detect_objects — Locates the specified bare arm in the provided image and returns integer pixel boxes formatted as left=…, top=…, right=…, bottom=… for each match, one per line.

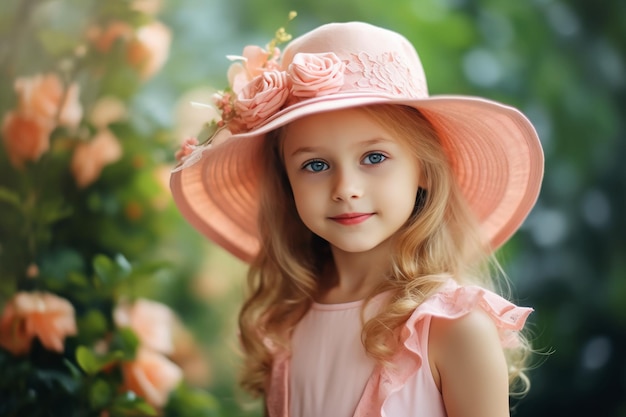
left=430, top=310, right=510, bottom=417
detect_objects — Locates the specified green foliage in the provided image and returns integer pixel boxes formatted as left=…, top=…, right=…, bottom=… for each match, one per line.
left=0, top=0, right=220, bottom=416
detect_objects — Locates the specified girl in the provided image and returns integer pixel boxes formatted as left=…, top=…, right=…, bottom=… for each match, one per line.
left=171, top=21, right=544, bottom=417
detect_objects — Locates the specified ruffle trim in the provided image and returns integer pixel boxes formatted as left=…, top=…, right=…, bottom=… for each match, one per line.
left=266, top=281, right=532, bottom=417
left=352, top=280, right=532, bottom=417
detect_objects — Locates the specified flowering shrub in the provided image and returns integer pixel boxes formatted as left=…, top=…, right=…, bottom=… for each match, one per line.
left=0, top=1, right=219, bottom=416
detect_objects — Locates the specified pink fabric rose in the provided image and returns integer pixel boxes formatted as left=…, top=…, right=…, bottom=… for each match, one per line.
left=121, top=347, right=183, bottom=408
left=113, top=298, right=175, bottom=354
left=235, top=70, right=289, bottom=130
left=0, top=292, right=77, bottom=355
left=71, top=129, right=123, bottom=188
left=1, top=111, right=53, bottom=169
left=227, top=45, right=281, bottom=94
left=288, top=52, right=346, bottom=98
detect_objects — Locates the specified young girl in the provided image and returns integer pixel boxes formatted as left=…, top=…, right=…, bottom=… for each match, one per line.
left=171, top=21, right=544, bottom=417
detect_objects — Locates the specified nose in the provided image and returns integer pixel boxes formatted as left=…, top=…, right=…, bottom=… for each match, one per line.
left=331, top=167, right=363, bottom=201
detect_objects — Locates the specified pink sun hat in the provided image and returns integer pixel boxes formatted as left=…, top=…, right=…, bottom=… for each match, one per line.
left=170, top=21, right=544, bottom=263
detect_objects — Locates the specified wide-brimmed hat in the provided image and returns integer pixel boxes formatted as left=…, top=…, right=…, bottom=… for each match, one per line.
left=170, top=21, right=544, bottom=263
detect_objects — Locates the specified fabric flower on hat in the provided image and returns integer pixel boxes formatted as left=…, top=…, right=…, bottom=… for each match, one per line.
left=0, top=291, right=77, bottom=355
left=227, top=45, right=281, bottom=94
left=289, top=52, right=346, bottom=99
left=234, top=70, right=290, bottom=131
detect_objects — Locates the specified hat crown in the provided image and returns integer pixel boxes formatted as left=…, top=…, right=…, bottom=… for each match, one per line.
left=280, top=22, right=429, bottom=99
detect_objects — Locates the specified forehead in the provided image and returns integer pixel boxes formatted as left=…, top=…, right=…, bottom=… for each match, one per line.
left=281, top=107, right=399, bottom=150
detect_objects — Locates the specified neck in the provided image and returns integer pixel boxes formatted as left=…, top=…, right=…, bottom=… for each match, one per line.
left=317, top=240, right=393, bottom=304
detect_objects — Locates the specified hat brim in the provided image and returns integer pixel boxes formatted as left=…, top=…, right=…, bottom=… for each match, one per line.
left=170, top=93, right=544, bottom=263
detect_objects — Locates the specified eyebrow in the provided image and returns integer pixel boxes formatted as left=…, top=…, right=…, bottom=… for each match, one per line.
left=288, top=137, right=394, bottom=157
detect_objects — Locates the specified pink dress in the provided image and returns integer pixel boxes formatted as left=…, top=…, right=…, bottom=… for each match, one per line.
left=265, top=280, right=532, bottom=417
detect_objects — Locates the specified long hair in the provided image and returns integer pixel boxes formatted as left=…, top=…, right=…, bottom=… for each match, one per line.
left=237, top=104, right=532, bottom=396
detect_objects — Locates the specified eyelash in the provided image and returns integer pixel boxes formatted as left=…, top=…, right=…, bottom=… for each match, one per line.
left=301, top=152, right=387, bottom=172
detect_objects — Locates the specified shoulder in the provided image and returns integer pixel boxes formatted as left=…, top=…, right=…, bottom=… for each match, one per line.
left=428, top=310, right=510, bottom=417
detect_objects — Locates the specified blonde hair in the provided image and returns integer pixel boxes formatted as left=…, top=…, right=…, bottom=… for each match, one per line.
left=237, top=104, right=532, bottom=397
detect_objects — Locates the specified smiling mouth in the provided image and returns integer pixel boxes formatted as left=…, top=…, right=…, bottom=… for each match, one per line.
left=329, top=213, right=373, bottom=225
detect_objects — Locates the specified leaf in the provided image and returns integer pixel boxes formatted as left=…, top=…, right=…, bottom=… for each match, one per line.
left=114, top=254, right=132, bottom=275
left=110, top=391, right=157, bottom=417
left=77, top=310, right=109, bottom=343
left=89, top=378, right=113, bottom=410
left=76, top=346, right=124, bottom=375
left=93, top=254, right=132, bottom=287
left=93, top=254, right=116, bottom=285
left=37, top=198, right=73, bottom=225
left=0, top=187, right=21, bottom=208
left=110, top=328, right=139, bottom=359
left=164, top=383, right=221, bottom=417
left=34, top=368, right=81, bottom=394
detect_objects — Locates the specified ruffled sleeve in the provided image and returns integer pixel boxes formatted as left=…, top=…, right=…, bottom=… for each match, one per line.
left=353, top=281, right=532, bottom=417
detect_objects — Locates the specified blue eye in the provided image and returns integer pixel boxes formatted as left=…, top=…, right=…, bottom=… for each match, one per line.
left=303, top=160, right=329, bottom=172
left=364, top=153, right=386, bottom=165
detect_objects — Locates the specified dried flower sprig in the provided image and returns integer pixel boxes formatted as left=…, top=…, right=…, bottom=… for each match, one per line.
left=187, top=12, right=297, bottom=145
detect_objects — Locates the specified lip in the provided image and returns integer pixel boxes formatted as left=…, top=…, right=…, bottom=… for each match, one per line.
left=329, top=212, right=373, bottom=225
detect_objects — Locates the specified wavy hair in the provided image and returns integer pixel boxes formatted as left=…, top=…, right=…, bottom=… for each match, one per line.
left=237, top=104, right=532, bottom=397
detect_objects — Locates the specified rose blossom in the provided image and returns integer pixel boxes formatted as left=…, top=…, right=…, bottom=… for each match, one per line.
left=131, top=0, right=163, bottom=15
left=227, top=45, right=281, bottom=94
left=121, top=347, right=183, bottom=408
left=1, top=111, right=53, bottom=169
left=126, top=21, right=172, bottom=80
left=113, top=299, right=175, bottom=354
left=71, top=129, right=123, bottom=188
left=234, top=70, right=289, bottom=130
left=0, top=292, right=77, bottom=355
left=14, top=73, right=83, bottom=129
left=89, top=96, right=127, bottom=129
left=288, top=52, right=346, bottom=98
left=87, top=21, right=133, bottom=53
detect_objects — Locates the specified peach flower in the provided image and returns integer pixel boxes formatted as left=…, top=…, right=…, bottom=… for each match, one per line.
left=89, top=96, right=127, bottom=129
left=227, top=45, right=281, bottom=93
left=121, top=348, right=183, bottom=408
left=235, top=70, right=289, bottom=130
left=71, top=129, right=123, bottom=188
left=288, top=52, right=346, bottom=98
left=2, top=111, right=54, bottom=169
left=170, top=316, right=211, bottom=387
left=87, top=21, right=133, bottom=53
left=126, top=21, right=172, bottom=80
left=131, top=0, right=163, bottom=15
left=0, top=292, right=77, bottom=355
left=114, top=299, right=174, bottom=354
left=14, top=73, right=83, bottom=129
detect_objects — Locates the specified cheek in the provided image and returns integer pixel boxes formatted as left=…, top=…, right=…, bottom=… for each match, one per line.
left=286, top=175, right=314, bottom=220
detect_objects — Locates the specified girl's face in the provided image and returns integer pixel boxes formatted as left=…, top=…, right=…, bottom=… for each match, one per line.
left=282, top=107, right=422, bottom=255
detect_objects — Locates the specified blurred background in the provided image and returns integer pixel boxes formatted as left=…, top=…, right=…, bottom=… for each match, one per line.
left=0, top=0, right=624, bottom=416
